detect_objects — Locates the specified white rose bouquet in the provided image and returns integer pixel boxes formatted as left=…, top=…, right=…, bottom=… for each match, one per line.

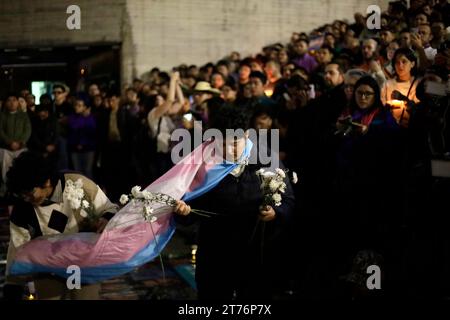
left=256, top=168, right=288, bottom=208
left=64, top=178, right=98, bottom=231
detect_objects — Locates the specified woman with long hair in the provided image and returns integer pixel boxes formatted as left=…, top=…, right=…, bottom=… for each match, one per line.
left=381, top=48, right=422, bottom=127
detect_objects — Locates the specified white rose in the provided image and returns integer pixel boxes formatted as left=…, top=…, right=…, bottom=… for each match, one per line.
left=144, top=206, right=154, bottom=215
left=74, top=179, right=83, bottom=189
left=82, top=200, right=90, bottom=209
left=74, top=189, right=84, bottom=199
left=131, top=186, right=142, bottom=198
left=275, top=168, right=286, bottom=178
left=256, top=168, right=265, bottom=176
left=279, top=183, right=287, bottom=193
left=120, top=194, right=129, bottom=205
left=79, top=209, right=88, bottom=218
left=272, top=193, right=282, bottom=204
left=142, top=190, right=152, bottom=200
left=269, top=180, right=281, bottom=192
left=292, top=172, right=298, bottom=184
left=70, top=198, right=81, bottom=210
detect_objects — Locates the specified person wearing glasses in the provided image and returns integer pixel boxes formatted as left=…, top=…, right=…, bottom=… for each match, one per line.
left=3, top=151, right=118, bottom=300
left=335, top=76, right=402, bottom=297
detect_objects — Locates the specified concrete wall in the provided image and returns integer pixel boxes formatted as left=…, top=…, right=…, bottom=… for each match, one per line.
left=127, top=0, right=389, bottom=76
left=0, top=0, right=125, bottom=47
left=0, top=0, right=390, bottom=85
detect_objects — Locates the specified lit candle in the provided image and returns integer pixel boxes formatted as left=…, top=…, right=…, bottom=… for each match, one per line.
left=387, top=99, right=406, bottom=109
left=387, top=100, right=408, bottom=125
left=27, top=281, right=36, bottom=300
left=264, top=88, right=274, bottom=97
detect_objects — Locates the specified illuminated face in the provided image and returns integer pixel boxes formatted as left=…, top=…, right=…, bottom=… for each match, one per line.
left=254, top=114, right=273, bottom=130
left=88, top=84, right=100, bottom=97
left=387, top=42, right=400, bottom=61
left=278, top=49, right=289, bottom=65
left=400, top=32, right=411, bottom=48
left=380, top=30, right=395, bottom=45
left=6, top=96, right=19, bottom=112
left=18, top=97, right=27, bottom=111
left=316, top=48, right=333, bottom=65
left=355, top=84, right=376, bottom=110
left=221, top=85, right=237, bottom=102
left=344, top=76, right=358, bottom=101
left=239, top=65, right=251, bottom=81
left=109, top=96, right=120, bottom=110
left=293, top=40, right=308, bottom=56
left=324, top=64, right=344, bottom=87
left=74, top=100, right=87, bottom=114
left=220, top=135, right=247, bottom=162
left=415, top=13, right=428, bottom=27
left=249, top=77, right=265, bottom=97
left=362, top=40, right=377, bottom=60
left=395, top=54, right=415, bottom=79
left=20, top=179, right=53, bottom=206
left=211, top=74, right=225, bottom=89
left=418, top=25, right=432, bottom=45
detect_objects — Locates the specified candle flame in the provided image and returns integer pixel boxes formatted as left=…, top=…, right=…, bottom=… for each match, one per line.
left=387, top=99, right=405, bottom=108
left=264, top=89, right=274, bottom=97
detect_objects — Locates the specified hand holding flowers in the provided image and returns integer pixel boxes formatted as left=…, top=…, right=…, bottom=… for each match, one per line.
left=119, top=186, right=217, bottom=223
left=255, top=168, right=297, bottom=222
left=64, top=179, right=103, bottom=232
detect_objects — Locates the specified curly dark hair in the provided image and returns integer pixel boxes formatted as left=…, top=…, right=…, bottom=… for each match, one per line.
left=208, top=104, right=250, bottom=138
left=6, top=152, right=57, bottom=197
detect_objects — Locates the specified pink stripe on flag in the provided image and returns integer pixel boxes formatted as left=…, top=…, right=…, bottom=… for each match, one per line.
left=14, top=219, right=170, bottom=268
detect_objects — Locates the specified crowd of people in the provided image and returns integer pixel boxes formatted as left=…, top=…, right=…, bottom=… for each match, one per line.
left=1, top=0, right=449, bottom=299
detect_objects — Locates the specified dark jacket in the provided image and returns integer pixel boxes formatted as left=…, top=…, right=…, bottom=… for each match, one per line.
left=28, top=115, right=59, bottom=153
left=180, top=156, right=295, bottom=299
left=67, top=113, right=96, bottom=152
left=0, top=111, right=32, bottom=148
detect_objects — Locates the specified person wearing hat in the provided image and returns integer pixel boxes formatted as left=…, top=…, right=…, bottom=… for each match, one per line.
left=191, top=81, right=221, bottom=124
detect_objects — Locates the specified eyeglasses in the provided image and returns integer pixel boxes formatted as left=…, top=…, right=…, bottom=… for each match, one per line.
left=356, top=90, right=375, bottom=98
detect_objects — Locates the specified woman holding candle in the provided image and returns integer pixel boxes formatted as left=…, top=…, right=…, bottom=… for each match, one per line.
left=381, top=48, right=422, bottom=128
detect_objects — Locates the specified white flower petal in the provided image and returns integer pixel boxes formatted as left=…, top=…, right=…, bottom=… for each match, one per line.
left=131, top=186, right=142, bottom=198
left=119, top=194, right=129, bottom=205
left=292, top=172, right=298, bottom=184
left=272, top=193, right=282, bottom=203
left=82, top=200, right=90, bottom=209
left=74, top=179, right=83, bottom=189
left=79, top=209, right=88, bottom=218
left=275, top=168, right=286, bottom=178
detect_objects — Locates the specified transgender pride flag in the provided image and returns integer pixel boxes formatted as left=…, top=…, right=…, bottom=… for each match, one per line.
left=9, top=139, right=253, bottom=284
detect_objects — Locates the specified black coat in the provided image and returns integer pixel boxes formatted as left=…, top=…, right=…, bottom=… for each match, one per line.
left=28, top=115, right=59, bottom=153
left=181, top=160, right=295, bottom=299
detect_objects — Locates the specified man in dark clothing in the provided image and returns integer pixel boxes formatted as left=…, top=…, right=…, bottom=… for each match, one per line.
left=175, top=106, right=295, bottom=300
left=96, top=92, right=132, bottom=202
left=28, top=104, right=59, bottom=160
